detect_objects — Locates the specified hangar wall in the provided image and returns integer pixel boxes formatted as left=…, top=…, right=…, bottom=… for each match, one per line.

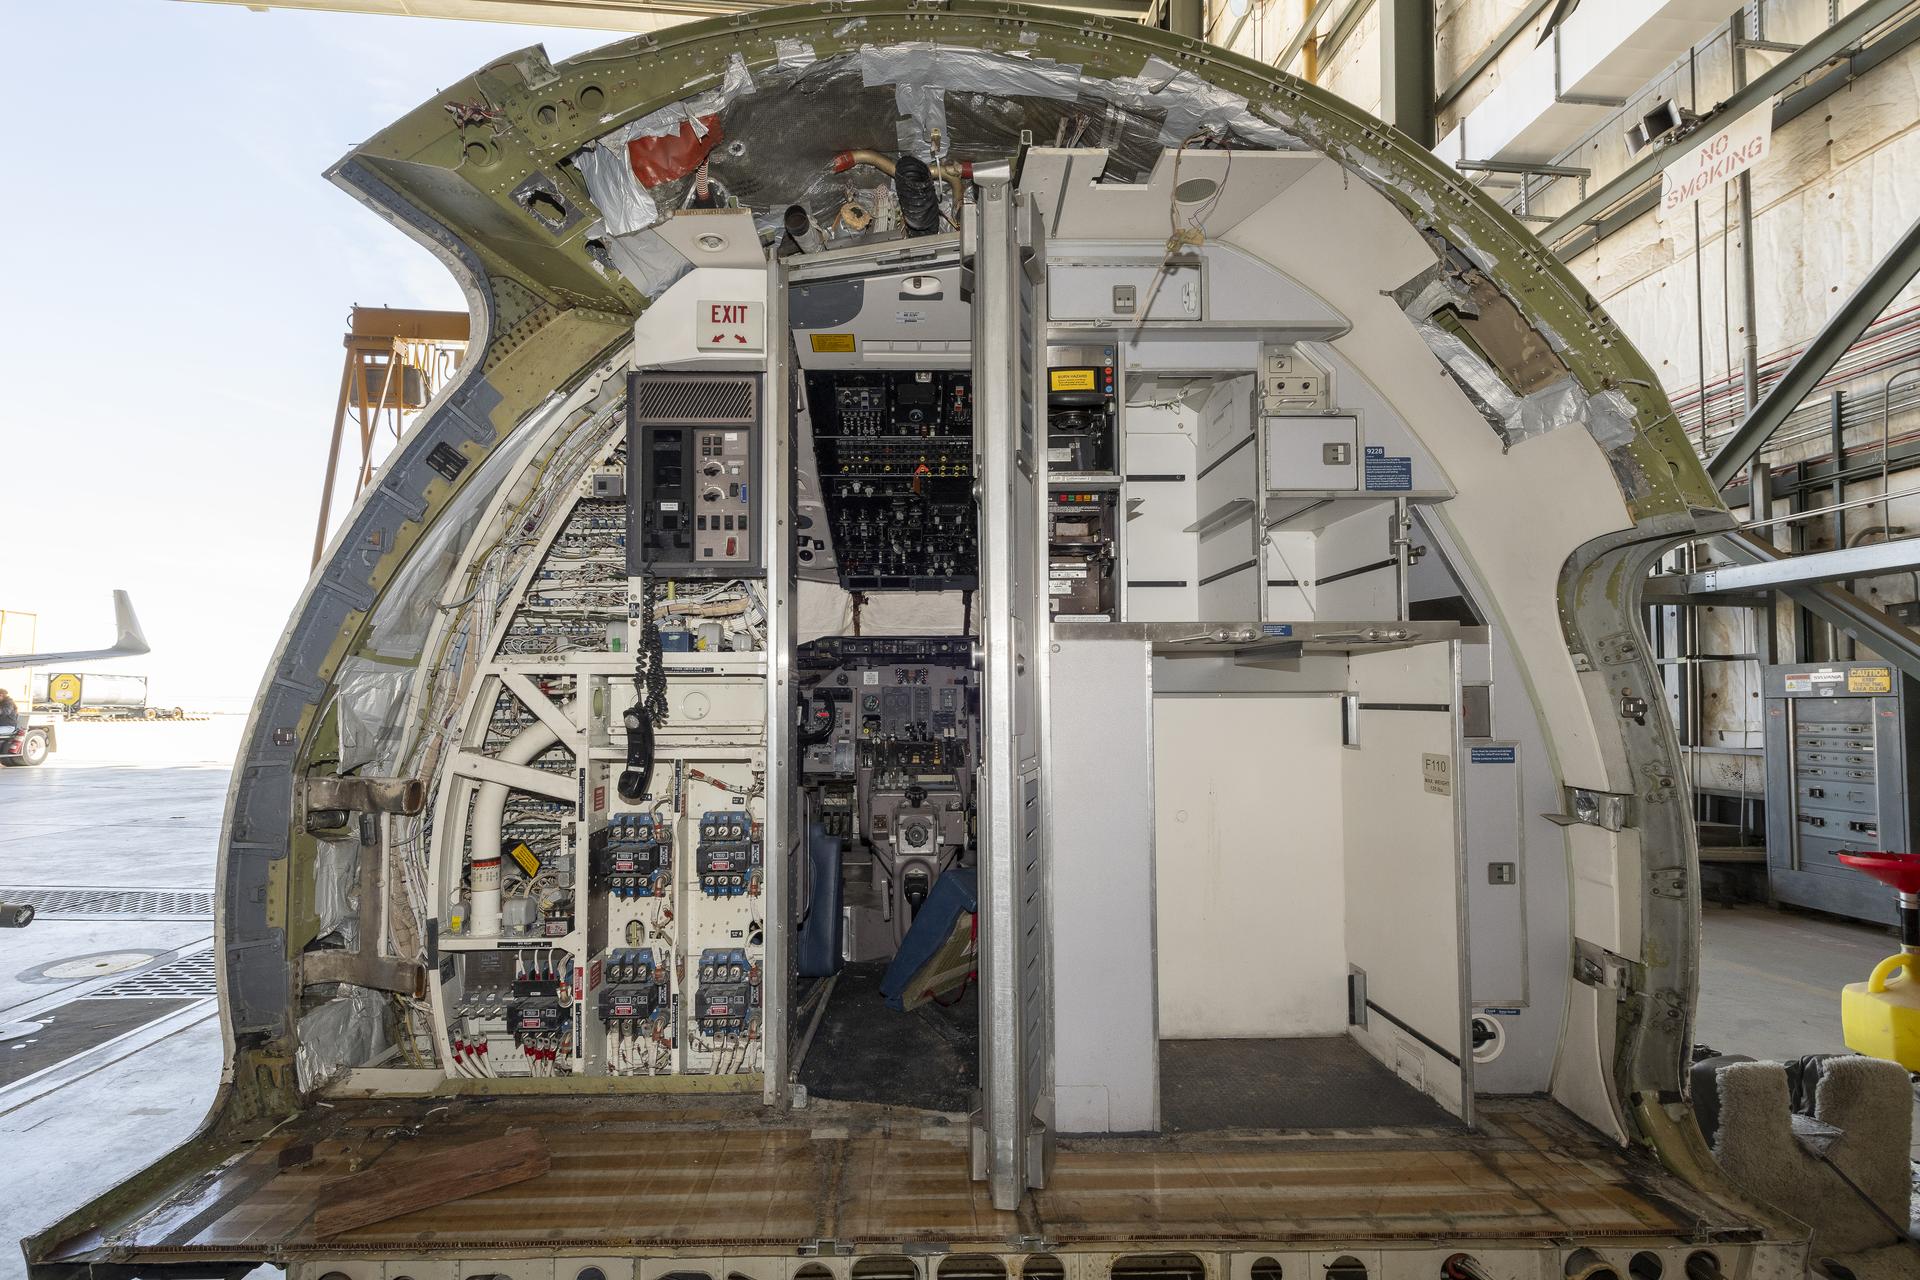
left=1209, top=2, right=1920, bottom=404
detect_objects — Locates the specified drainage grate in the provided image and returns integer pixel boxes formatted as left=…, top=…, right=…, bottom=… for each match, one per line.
left=80, top=951, right=218, bottom=1001
left=0, top=887, right=214, bottom=920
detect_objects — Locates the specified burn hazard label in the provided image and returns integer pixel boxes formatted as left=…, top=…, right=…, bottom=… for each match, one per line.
left=697, top=300, right=764, bottom=351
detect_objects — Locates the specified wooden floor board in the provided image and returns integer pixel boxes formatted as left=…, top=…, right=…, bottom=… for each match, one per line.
left=45, top=1096, right=1776, bottom=1263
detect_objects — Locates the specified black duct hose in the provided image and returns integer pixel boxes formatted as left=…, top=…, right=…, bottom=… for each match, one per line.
left=894, top=156, right=941, bottom=238
left=783, top=204, right=824, bottom=255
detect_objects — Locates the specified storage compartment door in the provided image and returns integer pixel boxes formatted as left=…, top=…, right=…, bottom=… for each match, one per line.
left=1341, top=643, right=1471, bottom=1121
left=972, top=174, right=1052, bottom=1206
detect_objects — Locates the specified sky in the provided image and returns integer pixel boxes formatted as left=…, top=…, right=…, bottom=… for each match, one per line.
left=0, top=2, right=610, bottom=713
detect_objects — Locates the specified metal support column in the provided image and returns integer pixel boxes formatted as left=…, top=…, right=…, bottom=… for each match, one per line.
left=1166, top=0, right=1202, bottom=38
left=1278, top=0, right=1339, bottom=76
left=1380, top=0, right=1436, bottom=146
left=970, top=169, right=1053, bottom=1210
left=1831, top=390, right=1854, bottom=659
left=1750, top=461, right=1780, bottom=664
left=1731, top=11, right=1763, bottom=421
left=1705, top=207, right=1920, bottom=490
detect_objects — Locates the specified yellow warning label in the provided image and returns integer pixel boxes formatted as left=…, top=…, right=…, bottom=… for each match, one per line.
left=507, top=841, right=541, bottom=877
left=1848, top=667, right=1893, bottom=694
left=1050, top=368, right=1097, bottom=392
left=47, top=673, right=82, bottom=706
left=810, top=332, right=856, bottom=353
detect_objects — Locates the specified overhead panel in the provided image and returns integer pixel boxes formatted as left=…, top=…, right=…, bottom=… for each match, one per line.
left=1021, top=148, right=1322, bottom=243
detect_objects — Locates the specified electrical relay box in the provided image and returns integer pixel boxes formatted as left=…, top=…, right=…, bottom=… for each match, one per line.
left=695, top=947, right=758, bottom=1036
left=596, top=948, right=668, bottom=1027
left=455, top=950, right=513, bottom=1009
left=627, top=371, right=762, bottom=578
left=696, top=810, right=761, bottom=897
left=512, top=949, right=569, bottom=997
left=509, top=997, right=567, bottom=1041
left=592, top=813, right=671, bottom=898
left=605, top=945, right=663, bottom=987
left=1048, top=489, right=1118, bottom=620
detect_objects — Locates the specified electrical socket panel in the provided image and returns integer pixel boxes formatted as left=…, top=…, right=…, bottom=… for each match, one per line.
left=1261, top=344, right=1329, bottom=415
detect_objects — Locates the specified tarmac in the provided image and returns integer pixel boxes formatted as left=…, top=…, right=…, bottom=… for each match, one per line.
left=0, top=719, right=241, bottom=1277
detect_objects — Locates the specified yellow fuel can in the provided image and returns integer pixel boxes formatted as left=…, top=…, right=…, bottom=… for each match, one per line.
left=1842, top=953, right=1920, bottom=1071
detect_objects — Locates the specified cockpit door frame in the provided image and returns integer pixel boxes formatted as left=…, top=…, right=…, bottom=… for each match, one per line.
left=971, top=170, right=1055, bottom=1210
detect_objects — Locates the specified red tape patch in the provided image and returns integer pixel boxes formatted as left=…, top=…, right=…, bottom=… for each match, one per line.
left=627, top=116, right=725, bottom=188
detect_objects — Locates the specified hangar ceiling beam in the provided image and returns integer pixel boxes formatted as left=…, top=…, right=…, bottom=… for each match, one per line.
left=181, top=0, right=1156, bottom=30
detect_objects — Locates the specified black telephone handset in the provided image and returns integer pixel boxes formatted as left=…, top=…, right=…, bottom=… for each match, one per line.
left=618, top=704, right=655, bottom=802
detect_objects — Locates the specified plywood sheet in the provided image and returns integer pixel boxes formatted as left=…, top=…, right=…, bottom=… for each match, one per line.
left=314, top=1129, right=550, bottom=1236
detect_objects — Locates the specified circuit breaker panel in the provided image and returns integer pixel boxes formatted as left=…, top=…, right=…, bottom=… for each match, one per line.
left=803, top=369, right=977, bottom=590
left=582, top=755, right=767, bottom=1078
left=427, top=357, right=774, bottom=1086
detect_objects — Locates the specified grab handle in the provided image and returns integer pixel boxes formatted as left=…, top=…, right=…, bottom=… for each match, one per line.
left=1867, top=953, right=1914, bottom=993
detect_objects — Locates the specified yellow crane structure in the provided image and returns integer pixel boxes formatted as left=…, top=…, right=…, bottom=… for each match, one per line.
left=312, top=306, right=470, bottom=568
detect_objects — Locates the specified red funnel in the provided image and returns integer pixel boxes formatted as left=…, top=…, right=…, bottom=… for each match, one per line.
left=1838, top=851, right=1920, bottom=895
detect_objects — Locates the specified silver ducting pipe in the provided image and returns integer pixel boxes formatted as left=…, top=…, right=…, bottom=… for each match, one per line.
left=470, top=719, right=563, bottom=874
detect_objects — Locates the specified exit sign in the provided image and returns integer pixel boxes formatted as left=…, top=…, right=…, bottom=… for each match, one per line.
left=697, top=299, right=764, bottom=351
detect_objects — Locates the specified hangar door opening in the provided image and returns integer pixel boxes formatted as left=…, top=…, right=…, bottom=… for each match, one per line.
left=1153, top=640, right=1472, bottom=1127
